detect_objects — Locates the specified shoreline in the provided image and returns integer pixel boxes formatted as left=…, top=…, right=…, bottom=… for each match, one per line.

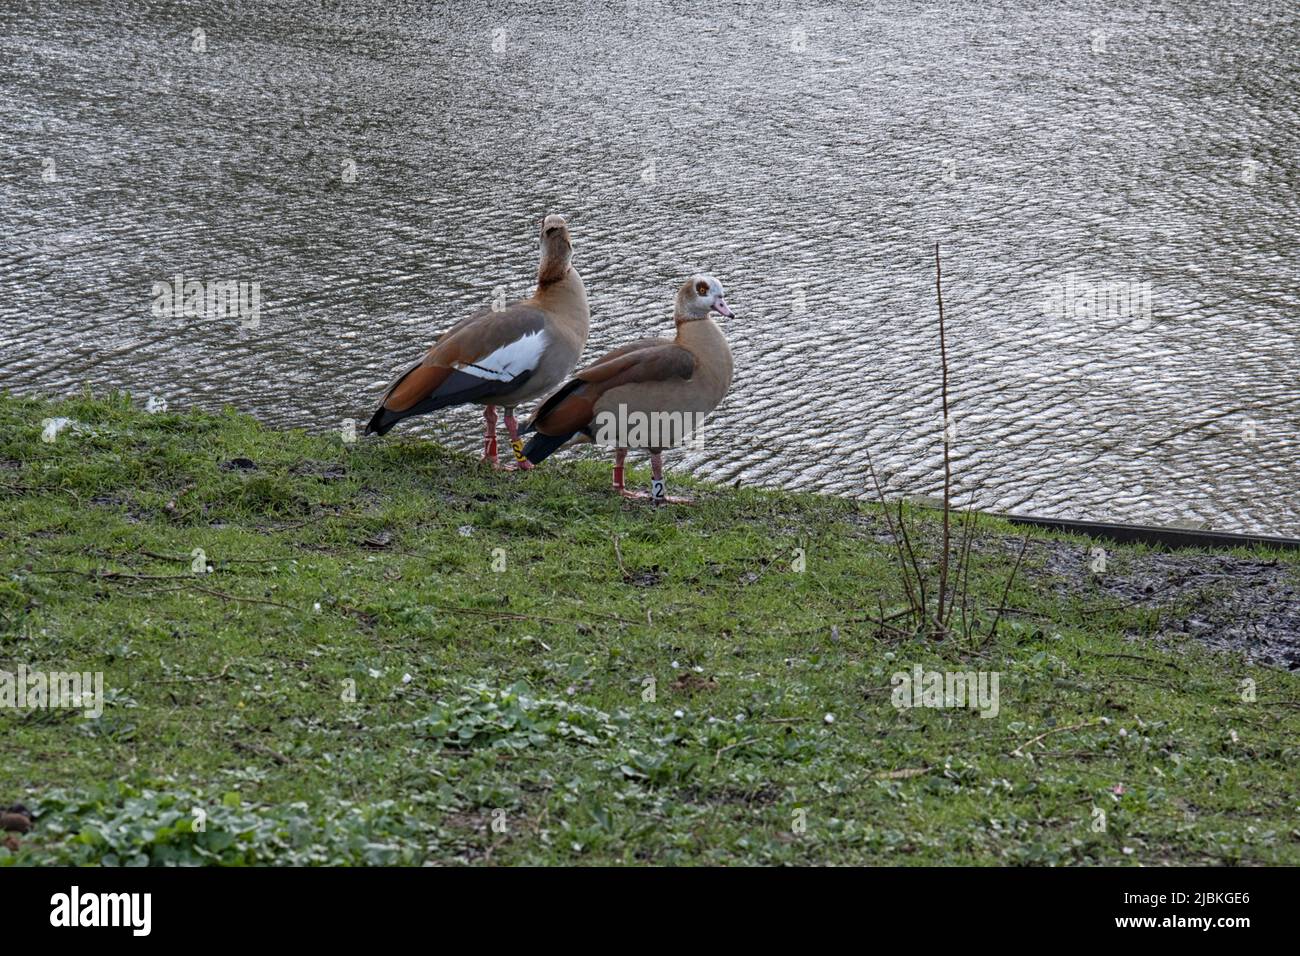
left=8, top=385, right=1292, bottom=542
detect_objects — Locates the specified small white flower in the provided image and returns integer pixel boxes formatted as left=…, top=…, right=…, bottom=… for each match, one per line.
left=368, top=668, right=381, bottom=678
left=401, top=673, right=412, bottom=684
left=1118, top=728, right=1128, bottom=738
left=673, top=709, right=684, bottom=719
left=457, top=525, right=474, bottom=537
left=823, top=713, right=835, bottom=725
left=670, top=660, right=680, bottom=669
left=312, top=602, right=322, bottom=612
left=735, top=713, right=746, bottom=723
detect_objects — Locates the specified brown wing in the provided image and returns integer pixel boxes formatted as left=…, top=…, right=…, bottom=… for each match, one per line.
left=581, top=336, right=669, bottom=365
left=380, top=304, right=547, bottom=413
left=528, top=341, right=695, bottom=436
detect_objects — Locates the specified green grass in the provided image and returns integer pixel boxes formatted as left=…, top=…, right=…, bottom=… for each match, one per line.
left=1, top=391, right=1297, bottom=865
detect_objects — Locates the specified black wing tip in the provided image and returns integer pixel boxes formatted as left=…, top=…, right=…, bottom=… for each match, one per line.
left=365, top=367, right=528, bottom=438
left=523, top=431, right=575, bottom=465
left=364, top=407, right=396, bottom=436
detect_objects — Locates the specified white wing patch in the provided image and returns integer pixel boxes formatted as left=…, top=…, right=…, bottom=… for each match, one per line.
left=456, top=329, right=548, bottom=383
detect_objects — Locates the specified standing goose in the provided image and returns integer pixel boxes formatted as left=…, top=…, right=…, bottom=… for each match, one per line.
left=522, top=274, right=734, bottom=503
left=364, top=214, right=590, bottom=469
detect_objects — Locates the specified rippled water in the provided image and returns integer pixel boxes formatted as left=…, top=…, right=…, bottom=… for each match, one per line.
left=2, top=0, right=1297, bottom=533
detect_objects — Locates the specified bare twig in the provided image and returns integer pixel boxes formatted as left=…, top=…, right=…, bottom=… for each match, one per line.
left=1106, top=674, right=1178, bottom=690
left=986, top=532, right=1031, bottom=644
left=896, top=500, right=927, bottom=622
left=956, top=493, right=978, bottom=641
left=1010, top=718, right=1101, bottom=758
left=612, top=534, right=628, bottom=580
left=428, top=603, right=644, bottom=629
left=714, top=737, right=760, bottom=763
left=140, top=584, right=300, bottom=611
left=139, top=549, right=292, bottom=565
left=865, top=451, right=920, bottom=618
left=944, top=488, right=978, bottom=636
left=935, top=243, right=952, bottom=635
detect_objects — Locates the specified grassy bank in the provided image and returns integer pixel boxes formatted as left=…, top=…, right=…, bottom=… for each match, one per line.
left=1, top=392, right=1297, bottom=866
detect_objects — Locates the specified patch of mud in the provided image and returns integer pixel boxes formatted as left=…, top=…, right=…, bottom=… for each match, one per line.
left=1003, top=537, right=1300, bottom=670
left=845, top=511, right=1300, bottom=669
left=290, top=460, right=348, bottom=482
left=670, top=673, right=719, bottom=694
left=623, top=567, right=663, bottom=587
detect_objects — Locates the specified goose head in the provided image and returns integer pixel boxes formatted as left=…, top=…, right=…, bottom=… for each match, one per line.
left=539, top=214, right=572, bottom=255
left=676, top=274, right=733, bottom=320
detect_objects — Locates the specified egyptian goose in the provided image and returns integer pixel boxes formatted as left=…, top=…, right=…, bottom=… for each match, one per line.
left=522, top=274, right=734, bottom=503
left=364, top=215, right=590, bottom=468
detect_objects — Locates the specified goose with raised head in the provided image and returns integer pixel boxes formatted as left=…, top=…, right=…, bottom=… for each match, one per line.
left=364, top=214, right=590, bottom=469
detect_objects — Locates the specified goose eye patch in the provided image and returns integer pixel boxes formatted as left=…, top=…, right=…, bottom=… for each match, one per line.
left=695, top=281, right=709, bottom=296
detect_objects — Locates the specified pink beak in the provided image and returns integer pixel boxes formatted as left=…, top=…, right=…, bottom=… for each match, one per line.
left=713, top=298, right=734, bottom=318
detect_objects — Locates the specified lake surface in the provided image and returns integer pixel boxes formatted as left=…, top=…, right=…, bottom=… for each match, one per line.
left=2, top=0, right=1297, bottom=534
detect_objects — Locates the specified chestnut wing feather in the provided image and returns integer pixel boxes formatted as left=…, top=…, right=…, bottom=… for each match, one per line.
left=528, top=342, right=695, bottom=436
left=381, top=305, right=547, bottom=412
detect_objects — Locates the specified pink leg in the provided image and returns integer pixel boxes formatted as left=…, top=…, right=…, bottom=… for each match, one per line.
left=481, top=405, right=498, bottom=466
left=617, top=448, right=653, bottom=499
left=646, top=452, right=692, bottom=504
left=502, top=408, right=534, bottom=471
left=617, top=450, right=691, bottom=503
left=612, top=447, right=628, bottom=491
